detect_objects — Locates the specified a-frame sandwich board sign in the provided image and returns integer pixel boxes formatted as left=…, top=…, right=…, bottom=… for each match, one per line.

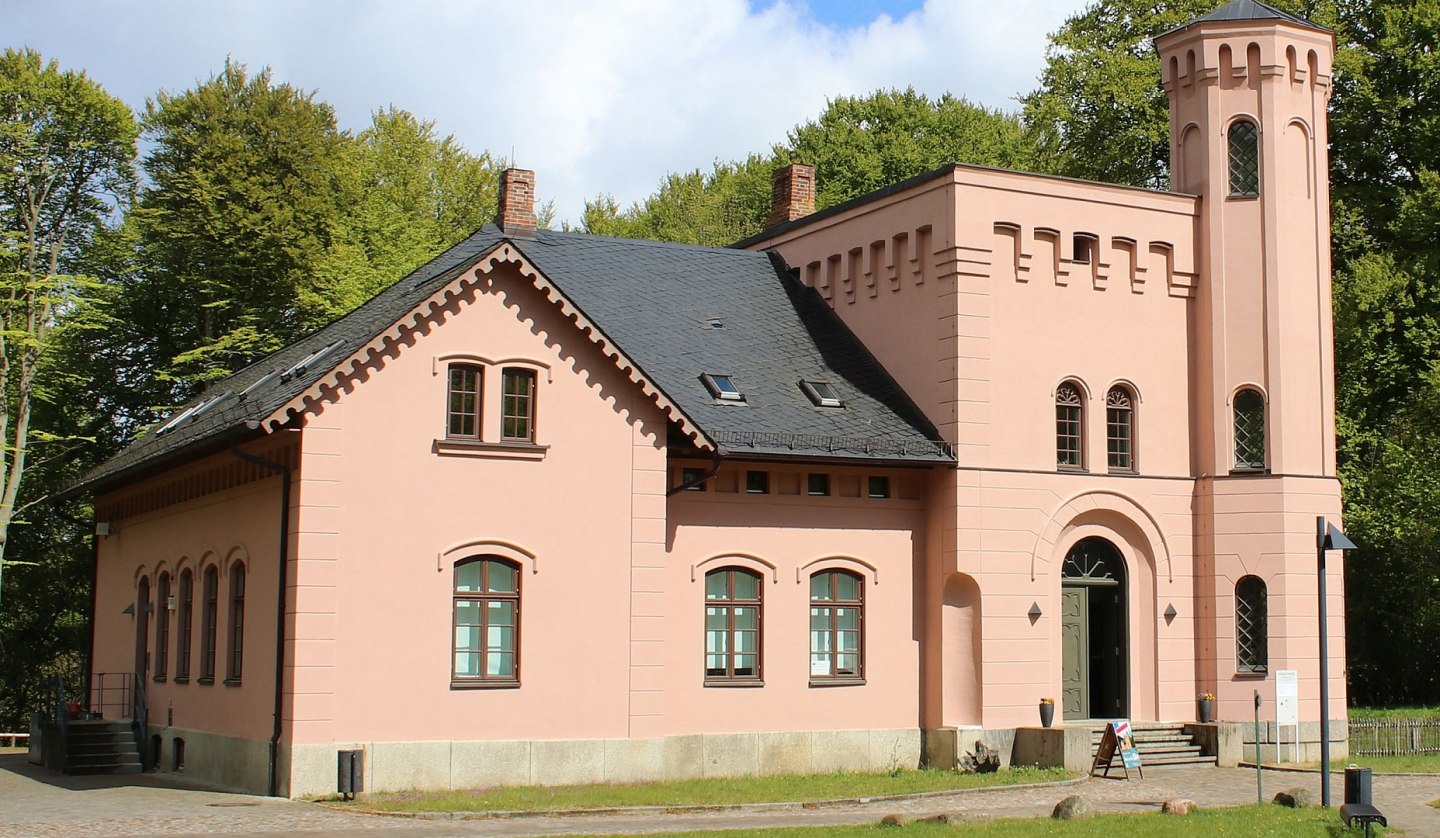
left=1091, top=719, right=1143, bottom=780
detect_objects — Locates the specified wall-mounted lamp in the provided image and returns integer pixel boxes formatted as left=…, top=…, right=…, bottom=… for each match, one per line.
left=121, top=603, right=134, bottom=616
left=95, top=522, right=112, bottom=538
left=1164, top=603, right=1178, bottom=625
left=1027, top=602, right=1042, bottom=624
left=166, top=595, right=177, bottom=612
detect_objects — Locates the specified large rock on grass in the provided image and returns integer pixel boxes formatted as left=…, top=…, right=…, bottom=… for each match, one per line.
left=1052, top=795, right=1092, bottom=819
left=1162, top=798, right=1197, bottom=815
left=1273, top=787, right=1314, bottom=808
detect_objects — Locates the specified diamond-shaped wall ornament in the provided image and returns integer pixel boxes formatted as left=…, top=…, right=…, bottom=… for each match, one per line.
left=1164, top=603, right=1178, bottom=623
left=1028, top=602, right=1043, bottom=624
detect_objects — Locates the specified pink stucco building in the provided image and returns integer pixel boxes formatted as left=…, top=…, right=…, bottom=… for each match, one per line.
left=75, top=0, right=1346, bottom=796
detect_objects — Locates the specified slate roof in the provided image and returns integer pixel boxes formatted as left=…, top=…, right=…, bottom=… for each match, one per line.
left=1161, top=0, right=1327, bottom=37
left=76, top=227, right=951, bottom=494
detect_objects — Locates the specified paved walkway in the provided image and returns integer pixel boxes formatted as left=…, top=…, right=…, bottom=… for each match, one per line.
left=2, top=754, right=1437, bottom=836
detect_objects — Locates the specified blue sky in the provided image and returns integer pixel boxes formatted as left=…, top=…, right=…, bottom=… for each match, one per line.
left=9, top=0, right=1089, bottom=223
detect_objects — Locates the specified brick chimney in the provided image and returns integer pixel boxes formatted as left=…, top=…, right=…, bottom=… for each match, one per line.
left=765, top=163, right=816, bottom=228
left=497, top=168, right=537, bottom=238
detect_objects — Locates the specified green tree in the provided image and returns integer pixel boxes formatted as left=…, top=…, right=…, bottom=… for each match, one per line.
left=786, top=88, right=1036, bottom=207
left=301, top=108, right=505, bottom=327
left=0, top=48, right=136, bottom=609
left=582, top=155, right=776, bottom=246
left=127, top=60, right=348, bottom=387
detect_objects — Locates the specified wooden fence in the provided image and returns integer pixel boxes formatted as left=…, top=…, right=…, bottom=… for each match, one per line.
left=1348, top=719, right=1440, bottom=756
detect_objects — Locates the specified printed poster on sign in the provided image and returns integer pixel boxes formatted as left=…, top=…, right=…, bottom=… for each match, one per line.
left=1115, top=719, right=1143, bottom=771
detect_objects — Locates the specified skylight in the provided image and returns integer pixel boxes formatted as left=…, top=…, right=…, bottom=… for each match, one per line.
left=701, top=373, right=744, bottom=401
left=800, top=380, right=843, bottom=408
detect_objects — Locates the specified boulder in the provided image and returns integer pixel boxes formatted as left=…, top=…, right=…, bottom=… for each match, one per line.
left=918, top=813, right=957, bottom=825
left=1161, top=798, right=1197, bottom=815
left=957, top=740, right=1001, bottom=774
left=1052, top=795, right=1092, bottom=819
left=1273, top=787, right=1314, bottom=808
left=879, top=814, right=910, bottom=827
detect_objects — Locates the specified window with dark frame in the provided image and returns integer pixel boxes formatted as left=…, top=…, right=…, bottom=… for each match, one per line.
left=154, top=572, right=170, bottom=681
left=1235, top=575, right=1268, bottom=673
left=1106, top=386, right=1135, bottom=472
left=810, top=570, right=863, bottom=682
left=681, top=467, right=707, bottom=491
left=868, top=476, right=890, bottom=498
left=136, top=576, right=151, bottom=679
left=746, top=470, right=769, bottom=494
left=704, top=568, right=762, bottom=683
left=1056, top=382, right=1084, bottom=469
left=800, top=380, right=843, bottom=408
left=1228, top=120, right=1260, bottom=197
left=176, top=569, right=193, bottom=680
left=452, top=557, right=520, bottom=685
left=1073, top=234, right=1097, bottom=264
left=1233, top=388, right=1266, bottom=471
left=226, top=562, right=245, bottom=683
left=501, top=368, right=536, bottom=442
left=446, top=364, right=482, bottom=438
left=807, top=473, right=830, bottom=496
left=200, top=566, right=218, bottom=682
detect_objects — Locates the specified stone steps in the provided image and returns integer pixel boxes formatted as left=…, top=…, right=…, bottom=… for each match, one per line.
left=1088, top=723, right=1218, bottom=769
left=64, top=720, right=142, bottom=775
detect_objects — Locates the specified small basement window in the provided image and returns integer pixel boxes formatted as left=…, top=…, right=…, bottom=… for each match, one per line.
left=702, top=373, right=744, bottom=401
left=746, top=470, right=769, bottom=494
left=681, top=467, right=707, bottom=491
left=808, top=473, right=830, bottom=496
left=868, top=476, right=891, bottom=499
left=800, top=380, right=843, bottom=408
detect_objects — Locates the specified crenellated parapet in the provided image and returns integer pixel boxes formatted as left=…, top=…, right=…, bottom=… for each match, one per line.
left=991, top=222, right=1195, bottom=297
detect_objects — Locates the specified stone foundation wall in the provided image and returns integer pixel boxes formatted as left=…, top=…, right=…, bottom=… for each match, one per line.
left=1240, top=720, right=1349, bottom=764
left=283, top=728, right=922, bottom=798
left=146, top=725, right=270, bottom=794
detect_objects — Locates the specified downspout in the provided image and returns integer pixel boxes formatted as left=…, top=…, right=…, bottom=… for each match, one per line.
left=665, top=447, right=725, bottom=496
left=230, top=444, right=291, bottom=798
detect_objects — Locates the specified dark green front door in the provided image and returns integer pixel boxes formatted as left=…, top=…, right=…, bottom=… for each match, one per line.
left=1061, top=587, right=1088, bottom=718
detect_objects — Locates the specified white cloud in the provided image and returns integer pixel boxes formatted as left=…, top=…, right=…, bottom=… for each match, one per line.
left=8, top=0, right=1087, bottom=224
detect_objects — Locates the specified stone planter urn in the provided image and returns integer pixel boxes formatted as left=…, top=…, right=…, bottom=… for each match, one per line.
left=1198, top=694, right=1214, bottom=724
left=1039, top=699, right=1055, bottom=728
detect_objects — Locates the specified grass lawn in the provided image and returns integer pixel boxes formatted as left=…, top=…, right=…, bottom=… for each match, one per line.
left=1324, top=753, right=1440, bottom=773
left=330, top=766, right=1072, bottom=813
left=596, top=805, right=1373, bottom=837
left=1350, top=706, right=1440, bottom=722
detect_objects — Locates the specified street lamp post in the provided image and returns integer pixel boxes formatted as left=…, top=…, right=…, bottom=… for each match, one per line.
left=1317, top=515, right=1356, bottom=809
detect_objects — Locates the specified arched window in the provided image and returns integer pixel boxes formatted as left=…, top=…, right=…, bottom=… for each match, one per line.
left=1228, top=120, right=1260, bottom=197
left=452, top=557, right=520, bottom=685
left=704, top=567, right=762, bottom=683
left=226, top=562, right=246, bottom=683
left=1236, top=576, right=1268, bottom=673
left=1056, top=382, right=1084, bottom=470
left=154, top=572, right=171, bottom=681
left=176, top=569, right=194, bottom=680
left=1106, top=386, right=1135, bottom=472
left=200, top=565, right=218, bottom=682
left=1233, top=388, right=1267, bottom=471
left=447, top=364, right=482, bottom=439
left=136, top=576, right=151, bottom=680
left=501, top=368, right=537, bottom=442
left=810, top=570, right=863, bottom=683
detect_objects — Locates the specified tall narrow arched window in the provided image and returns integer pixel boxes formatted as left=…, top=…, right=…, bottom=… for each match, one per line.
left=154, top=572, right=171, bottom=681
left=704, top=567, right=762, bottom=684
left=447, top=364, right=482, bottom=439
left=1233, top=388, right=1267, bottom=471
left=1056, top=382, right=1084, bottom=470
left=1236, top=575, right=1268, bottom=673
left=1228, top=120, right=1260, bottom=197
left=176, top=569, right=193, bottom=680
left=226, top=562, right=245, bottom=683
left=452, top=557, right=520, bottom=685
left=1106, top=386, right=1135, bottom=472
left=136, top=576, right=151, bottom=680
left=200, top=565, right=218, bottom=682
left=810, top=570, right=864, bottom=683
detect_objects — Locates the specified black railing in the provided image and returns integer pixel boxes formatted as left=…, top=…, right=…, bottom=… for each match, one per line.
left=131, top=672, right=150, bottom=771
left=90, top=672, right=132, bottom=721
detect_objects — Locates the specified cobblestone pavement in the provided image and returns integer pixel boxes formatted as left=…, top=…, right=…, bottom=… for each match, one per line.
left=4, top=754, right=1438, bottom=837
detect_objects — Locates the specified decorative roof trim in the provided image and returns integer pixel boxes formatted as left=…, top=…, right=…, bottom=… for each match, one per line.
left=258, top=240, right=717, bottom=453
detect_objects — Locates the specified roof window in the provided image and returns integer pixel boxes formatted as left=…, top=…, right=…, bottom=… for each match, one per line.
left=705, top=318, right=725, bottom=330
left=701, top=373, right=744, bottom=401
left=800, top=380, right=843, bottom=408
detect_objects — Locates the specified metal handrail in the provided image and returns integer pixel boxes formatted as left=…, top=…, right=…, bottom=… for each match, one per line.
left=131, top=672, right=150, bottom=771
left=90, top=671, right=133, bottom=721
left=51, top=676, right=69, bottom=773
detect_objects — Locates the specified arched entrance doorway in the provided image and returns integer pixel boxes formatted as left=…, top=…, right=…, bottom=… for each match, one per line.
left=1061, top=537, right=1127, bottom=720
